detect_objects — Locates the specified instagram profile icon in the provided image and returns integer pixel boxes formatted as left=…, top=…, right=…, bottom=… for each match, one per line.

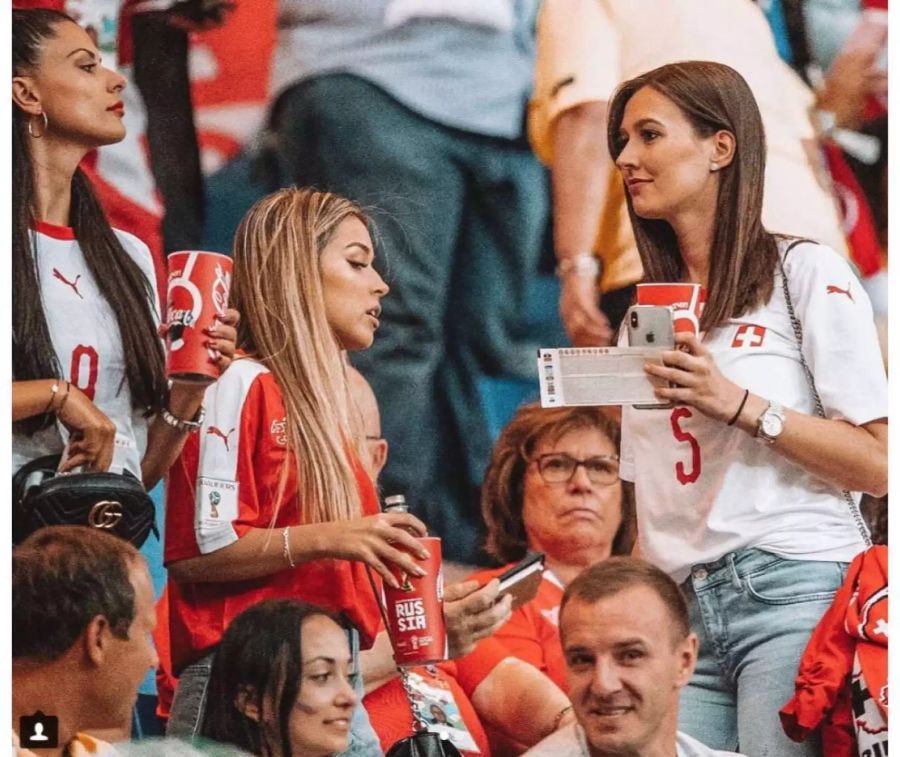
left=20, top=710, right=59, bottom=748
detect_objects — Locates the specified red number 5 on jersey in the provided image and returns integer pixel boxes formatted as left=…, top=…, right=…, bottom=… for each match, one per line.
left=670, top=407, right=701, bottom=485
left=70, top=345, right=100, bottom=401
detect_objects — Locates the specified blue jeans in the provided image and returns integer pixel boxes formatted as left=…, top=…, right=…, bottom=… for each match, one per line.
left=273, top=74, right=548, bottom=563
left=167, top=632, right=382, bottom=755
left=679, top=548, right=848, bottom=756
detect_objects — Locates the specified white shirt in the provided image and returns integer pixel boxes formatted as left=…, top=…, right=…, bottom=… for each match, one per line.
left=620, top=241, right=887, bottom=582
left=12, top=223, right=161, bottom=479
left=523, top=722, right=744, bottom=757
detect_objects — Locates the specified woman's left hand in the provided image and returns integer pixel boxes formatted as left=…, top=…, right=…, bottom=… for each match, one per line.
left=206, top=308, right=240, bottom=371
left=644, top=332, right=745, bottom=423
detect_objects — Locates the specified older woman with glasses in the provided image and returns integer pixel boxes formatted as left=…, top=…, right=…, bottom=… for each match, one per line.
left=470, top=403, right=636, bottom=695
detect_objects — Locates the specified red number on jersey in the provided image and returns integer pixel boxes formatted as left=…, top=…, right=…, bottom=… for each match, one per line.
left=70, top=345, right=99, bottom=401
left=670, top=407, right=701, bottom=485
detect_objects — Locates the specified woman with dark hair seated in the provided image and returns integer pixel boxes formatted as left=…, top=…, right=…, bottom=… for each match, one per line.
left=201, top=599, right=356, bottom=757
left=471, top=403, right=636, bottom=693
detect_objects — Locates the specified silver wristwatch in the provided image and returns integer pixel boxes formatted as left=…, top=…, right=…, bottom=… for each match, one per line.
left=755, top=400, right=785, bottom=443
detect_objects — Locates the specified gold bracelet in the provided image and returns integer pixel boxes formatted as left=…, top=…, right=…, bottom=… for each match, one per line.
left=56, top=381, right=72, bottom=416
left=282, top=526, right=296, bottom=568
left=43, top=381, right=61, bottom=414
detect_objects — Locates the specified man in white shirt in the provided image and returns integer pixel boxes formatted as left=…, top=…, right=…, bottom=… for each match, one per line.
left=524, top=558, right=744, bottom=757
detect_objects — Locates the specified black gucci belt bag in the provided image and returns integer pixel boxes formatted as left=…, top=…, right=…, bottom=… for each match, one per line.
left=12, top=455, right=157, bottom=547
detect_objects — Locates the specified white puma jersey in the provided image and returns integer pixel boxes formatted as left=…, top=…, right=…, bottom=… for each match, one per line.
left=13, top=221, right=161, bottom=479
left=621, top=241, right=887, bottom=581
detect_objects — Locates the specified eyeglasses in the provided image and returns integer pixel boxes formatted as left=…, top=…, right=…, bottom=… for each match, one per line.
left=532, top=453, right=620, bottom=486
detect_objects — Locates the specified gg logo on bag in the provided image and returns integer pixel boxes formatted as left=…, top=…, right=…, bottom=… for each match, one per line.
left=88, top=500, right=124, bottom=530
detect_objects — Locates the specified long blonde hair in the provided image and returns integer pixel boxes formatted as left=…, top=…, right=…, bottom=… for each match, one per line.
left=230, top=188, right=366, bottom=524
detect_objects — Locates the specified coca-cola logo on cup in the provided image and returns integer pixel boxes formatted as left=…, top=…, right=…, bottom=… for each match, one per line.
left=167, top=262, right=203, bottom=353
left=211, top=263, right=231, bottom=319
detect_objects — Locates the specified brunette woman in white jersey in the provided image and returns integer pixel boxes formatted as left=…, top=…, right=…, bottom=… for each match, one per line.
left=608, top=62, right=886, bottom=755
left=12, top=9, right=237, bottom=485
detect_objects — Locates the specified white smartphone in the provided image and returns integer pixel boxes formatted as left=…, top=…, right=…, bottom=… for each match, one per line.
left=626, top=305, right=675, bottom=410
left=626, top=305, right=675, bottom=348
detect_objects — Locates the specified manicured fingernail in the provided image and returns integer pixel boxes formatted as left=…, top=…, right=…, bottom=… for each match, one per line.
left=414, top=566, right=427, bottom=577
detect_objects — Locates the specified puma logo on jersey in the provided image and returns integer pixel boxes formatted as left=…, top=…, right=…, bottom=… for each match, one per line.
left=826, top=282, right=854, bottom=302
left=53, top=268, right=84, bottom=299
left=731, top=324, right=766, bottom=348
left=206, top=426, right=235, bottom=451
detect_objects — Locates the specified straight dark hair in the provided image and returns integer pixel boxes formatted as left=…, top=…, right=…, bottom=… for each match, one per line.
left=607, top=61, right=780, bottom=332
left=201, top=599, right=351, bottom=757
left=12, top=9, right=167, bottom=435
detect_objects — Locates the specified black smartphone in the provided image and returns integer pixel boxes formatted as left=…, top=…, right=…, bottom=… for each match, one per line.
left=496, top=552, right=545, bottom=611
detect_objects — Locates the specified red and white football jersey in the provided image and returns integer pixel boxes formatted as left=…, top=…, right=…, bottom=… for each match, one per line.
left=12, top=222, right=160, bottom=479
left=621, top=241, right=887, bottom=581
left=164, top=356, right=383, bottom=673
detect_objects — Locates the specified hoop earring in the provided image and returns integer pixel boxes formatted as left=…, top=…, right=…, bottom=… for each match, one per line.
left=28, top=112, right=48, bottom=139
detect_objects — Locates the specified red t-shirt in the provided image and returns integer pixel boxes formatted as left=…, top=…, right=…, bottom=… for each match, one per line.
left=469, top=565, right=567, bottom=693
left=364, top=637, right=511, bottom=757
left=164, top=357, right=382, bottom=673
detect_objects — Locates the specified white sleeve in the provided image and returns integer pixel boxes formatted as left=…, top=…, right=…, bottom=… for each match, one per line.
left=782, top=242, right=887, bottom=425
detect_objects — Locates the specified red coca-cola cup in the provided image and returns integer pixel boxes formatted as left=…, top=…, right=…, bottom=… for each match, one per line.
left=636, top=283, right=705, bottom=335
left=383, top=536, right=447, bottom=666
left=165, top=251, right=233, bottom=383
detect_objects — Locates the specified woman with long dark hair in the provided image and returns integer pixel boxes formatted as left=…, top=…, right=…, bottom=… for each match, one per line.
left=12, top=8, right=237, bottom=485
left=202, top=599, right=357, bottom=757
left=608, top=61, right=887, bottom=754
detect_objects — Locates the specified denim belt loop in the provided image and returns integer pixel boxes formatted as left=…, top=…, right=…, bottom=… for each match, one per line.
left=726, top=552, right=744, bottom=591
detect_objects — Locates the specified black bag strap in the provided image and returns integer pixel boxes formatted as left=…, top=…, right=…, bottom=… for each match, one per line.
left=777, top=240, right=872, bottom=548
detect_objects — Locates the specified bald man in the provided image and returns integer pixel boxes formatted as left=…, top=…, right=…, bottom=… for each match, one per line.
left=347, top=365, right=388, bottom=482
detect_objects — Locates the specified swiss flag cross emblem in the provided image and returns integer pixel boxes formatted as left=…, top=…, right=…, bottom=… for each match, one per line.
left=732, top=325, right=766, bottom=348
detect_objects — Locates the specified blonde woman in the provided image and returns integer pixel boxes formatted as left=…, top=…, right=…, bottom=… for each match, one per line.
left=163, top=189, right=430, bottom=746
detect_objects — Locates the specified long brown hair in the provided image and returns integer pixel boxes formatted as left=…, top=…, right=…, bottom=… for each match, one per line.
left=229, top=188, right=368, bottom=524
left=482, top=403, right=636, bottom=563
left=12, top=9, right=167, bottom=435
left=607, top=61, right=779, bottom=331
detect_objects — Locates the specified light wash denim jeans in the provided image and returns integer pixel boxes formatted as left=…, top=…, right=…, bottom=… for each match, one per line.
left=678, top=548, right=848, bottom=756
left=167, top=630, right=382, bottom=755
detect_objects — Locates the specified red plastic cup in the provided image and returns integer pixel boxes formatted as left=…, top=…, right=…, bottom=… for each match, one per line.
left=383, top=536, right=447, bottom=666
left=636, top=283, right=705, bottom=335
left=165, top=251, right=233, bottom=383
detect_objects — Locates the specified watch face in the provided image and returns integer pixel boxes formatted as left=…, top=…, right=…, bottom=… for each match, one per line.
left=762, top=414, right=784, bottom=437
